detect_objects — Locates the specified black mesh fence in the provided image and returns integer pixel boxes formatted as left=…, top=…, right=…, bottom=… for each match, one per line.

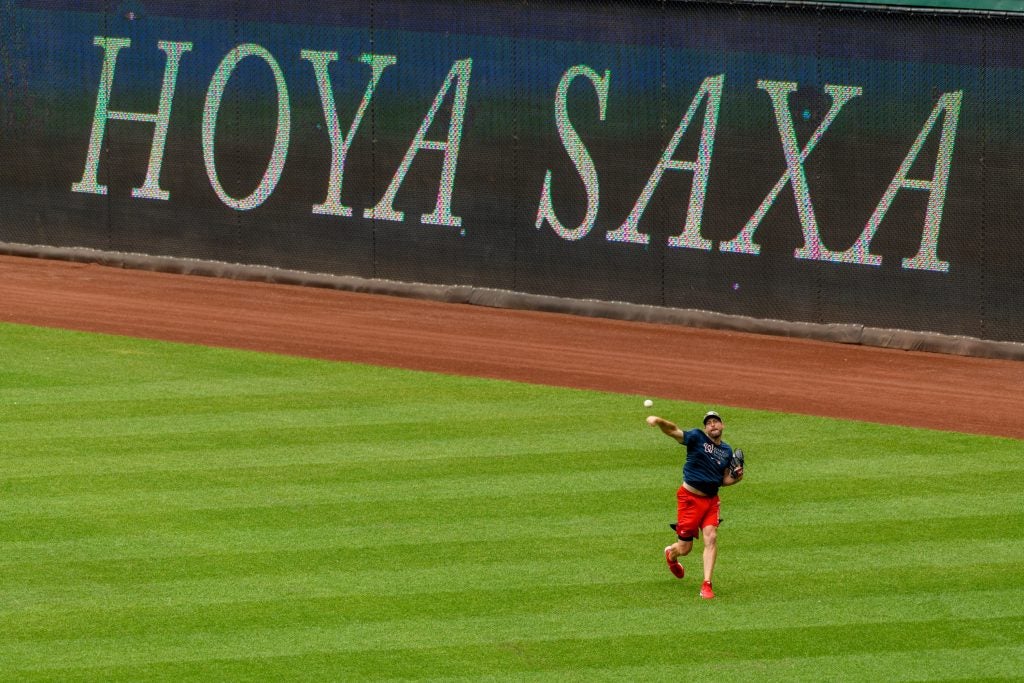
left=1, top=0, right=1022, bottom=344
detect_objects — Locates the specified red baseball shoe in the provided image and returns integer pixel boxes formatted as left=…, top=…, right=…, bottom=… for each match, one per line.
left=700, top=581, right=715, bottom=599
left=664, top=546, right=684, bottom=579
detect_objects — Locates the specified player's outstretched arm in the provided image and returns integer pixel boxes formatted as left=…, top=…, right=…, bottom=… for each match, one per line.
left=646, top=415, right=685, bottom=442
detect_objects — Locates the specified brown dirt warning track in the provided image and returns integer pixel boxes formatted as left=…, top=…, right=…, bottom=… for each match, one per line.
left=1, top=254, right=1022, bottom=439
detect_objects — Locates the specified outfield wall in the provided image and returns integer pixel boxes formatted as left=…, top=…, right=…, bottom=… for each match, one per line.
left=1, top=0, right=1023, bottom=353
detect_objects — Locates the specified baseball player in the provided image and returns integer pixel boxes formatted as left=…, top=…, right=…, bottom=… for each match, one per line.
left=646, top=410, right=744, bottom=599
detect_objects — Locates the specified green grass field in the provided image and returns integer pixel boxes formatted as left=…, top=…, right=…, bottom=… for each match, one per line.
left=1, top=322, right=1022, bottom=681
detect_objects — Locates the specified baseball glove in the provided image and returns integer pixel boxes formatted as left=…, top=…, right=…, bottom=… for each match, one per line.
left=729, top=448, right=745, bottom=476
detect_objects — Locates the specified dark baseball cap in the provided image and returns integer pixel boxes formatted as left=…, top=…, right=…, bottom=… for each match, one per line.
left=703, top=410, right=723, bottom=424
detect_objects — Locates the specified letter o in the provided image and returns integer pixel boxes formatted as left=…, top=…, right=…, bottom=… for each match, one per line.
left=202, top=44, right=291, bottom=211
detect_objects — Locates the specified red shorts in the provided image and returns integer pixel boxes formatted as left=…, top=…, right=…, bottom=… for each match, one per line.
left=675, top=486, right=721, bottom=540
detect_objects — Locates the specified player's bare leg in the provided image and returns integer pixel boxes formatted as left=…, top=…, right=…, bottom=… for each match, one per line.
left=700, top=525, right=718, bottom=598
left=664, top=538, right=692, bottom=578
left=669, top=538, right=693, bottom=558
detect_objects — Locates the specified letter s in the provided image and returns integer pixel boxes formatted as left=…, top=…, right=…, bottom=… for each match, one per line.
left=535, top=65, right=610, bottom=241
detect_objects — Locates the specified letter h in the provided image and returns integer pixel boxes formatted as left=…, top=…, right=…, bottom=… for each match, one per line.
left=72, top=37, right=192, bottom=200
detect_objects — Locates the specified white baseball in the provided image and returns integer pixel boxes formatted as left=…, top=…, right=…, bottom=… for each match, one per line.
left=643, top=399, right=653, bottom=408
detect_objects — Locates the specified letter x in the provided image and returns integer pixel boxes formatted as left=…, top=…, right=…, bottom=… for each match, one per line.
left=720, top=82, right=862, bottom=256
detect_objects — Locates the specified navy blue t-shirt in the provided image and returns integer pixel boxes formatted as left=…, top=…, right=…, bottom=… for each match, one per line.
left=680, top=428, right=734, bottom=497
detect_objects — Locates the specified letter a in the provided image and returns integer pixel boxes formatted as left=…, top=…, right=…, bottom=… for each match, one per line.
left=535, top=65, right=610, bottom=241
left=365, top=59, right=473, bottom=227
left=72, top=37, right=193, bottom=200
left=836, top=91, right=963, bottom=272
left=607, top=74, right=724, bottom=249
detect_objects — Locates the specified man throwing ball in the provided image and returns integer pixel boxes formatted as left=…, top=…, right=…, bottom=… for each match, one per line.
left=647, top=410, right=744, bottom=599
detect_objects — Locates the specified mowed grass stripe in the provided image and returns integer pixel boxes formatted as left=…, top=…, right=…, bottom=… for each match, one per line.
left=4, top=518, right=1022, bottom=585
left=2, top=492, right=1022, bottom=569
left=0, top=433, right=650, bottom=480
left=4, top=535, right=1023, bottom=608
left=3, top=527, right=1022, bottom=610
left=27, top=644, right=1024, bottom=682
left=1, top=322, right=1022, bottom=680
left=5, top=436, right=1022, bottom=481
left=5, top=566, right=1023, bottom=640
left=5, top=433, right=1022, bottom=485
left=1, top=439, right=654, bottom=486
left=4, top=489, right=1017, bottom=586
left=0, top=411, right=643, bottom=471
left=0, top=465, right=663, bottom=517
left=3, top=559, right=1023, bottom=643
left=0, top=510, right=657, bottom=570
left=5, top=609, right=1024, bottom=673
left=32, top=646, right=1024, bottom=683
left=0, top=398, right=603, bottom=443
left=2, top=477, right=1020, bottom=539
